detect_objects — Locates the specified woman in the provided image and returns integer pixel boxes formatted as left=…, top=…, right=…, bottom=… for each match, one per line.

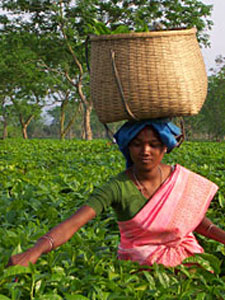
left=7, top=119, right=225, bottom=268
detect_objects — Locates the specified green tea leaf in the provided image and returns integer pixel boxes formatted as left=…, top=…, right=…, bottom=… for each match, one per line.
left=0, top=295, right=11, bottom=300
left=37, top=295, right=63, bottom=300
left=64, top=295, right=89, bottom=300
left=200, top=253, right=221, bottom=274
left=218, top=192, right=225, bottom=208
left=1, top=265, right=32, bottom=279
left=112, top=25, right=130, bottom=34
left=196, top=292, right=207, bottom=300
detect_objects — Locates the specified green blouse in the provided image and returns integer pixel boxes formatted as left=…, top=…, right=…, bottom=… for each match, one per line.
left=86, top=172, right=150, bottom=221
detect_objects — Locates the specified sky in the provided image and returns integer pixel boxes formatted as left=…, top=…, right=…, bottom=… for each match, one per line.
left=201, top=0, right=225, bottom=72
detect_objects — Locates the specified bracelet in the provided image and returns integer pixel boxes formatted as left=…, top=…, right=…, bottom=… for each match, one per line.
left=206, top=224, right=216, bottom=234
left=38, top=235, right=55, bottom=252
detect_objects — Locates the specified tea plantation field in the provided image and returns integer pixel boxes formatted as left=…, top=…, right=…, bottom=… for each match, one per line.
left=0, top=139, right=224, bottom=300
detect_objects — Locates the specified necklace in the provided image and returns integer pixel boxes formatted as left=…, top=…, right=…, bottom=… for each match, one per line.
left=133, top=166, right=163, bottom=197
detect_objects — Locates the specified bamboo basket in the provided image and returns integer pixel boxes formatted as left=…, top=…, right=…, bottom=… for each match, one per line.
left=90, top=28, right=208, bottom=124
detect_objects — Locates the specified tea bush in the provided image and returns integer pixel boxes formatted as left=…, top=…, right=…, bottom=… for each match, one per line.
left=0, top=139, right=224, bottom=299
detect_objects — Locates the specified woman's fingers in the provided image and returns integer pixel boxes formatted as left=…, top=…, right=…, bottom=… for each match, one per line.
left=7, top=252, right=30, bottom=267
left=7, top=248, right=40, bottom=267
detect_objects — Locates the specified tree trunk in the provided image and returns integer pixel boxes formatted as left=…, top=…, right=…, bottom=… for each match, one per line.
left=2, top=118, right=8, bottom=139
left=60, top=107, right=66, bottom=140
left=19, top=114, right=34, bottom=139
left=83, top=104, right=93, bottom=140
left=60, top=131, right=66, bottom=140
left=61, top=23, right=93, bottom=140
left=60, top=98, right=81, bottom=140
left=22, top=125, right=28, bottom=139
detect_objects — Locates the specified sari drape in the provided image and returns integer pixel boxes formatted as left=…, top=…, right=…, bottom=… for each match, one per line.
left=117, top=165, right=218, bottom=267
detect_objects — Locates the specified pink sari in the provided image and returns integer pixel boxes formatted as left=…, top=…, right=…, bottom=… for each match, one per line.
left=117, top=164, right=218, bottom=267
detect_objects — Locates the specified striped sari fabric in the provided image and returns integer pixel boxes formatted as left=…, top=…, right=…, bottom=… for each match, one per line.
left=117, top=165, right=218, bottom=267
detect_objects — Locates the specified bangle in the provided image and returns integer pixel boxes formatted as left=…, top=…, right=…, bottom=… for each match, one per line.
left=206, top=224, right=216, bottom=234
left=38, top=235, right=55, bottom=252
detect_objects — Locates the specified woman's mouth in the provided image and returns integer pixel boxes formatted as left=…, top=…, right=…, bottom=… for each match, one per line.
left=140, top=157, right=152, bottom=163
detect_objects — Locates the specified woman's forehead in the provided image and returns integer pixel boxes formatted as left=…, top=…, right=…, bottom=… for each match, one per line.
left=135, top=126, right=160, bottom=141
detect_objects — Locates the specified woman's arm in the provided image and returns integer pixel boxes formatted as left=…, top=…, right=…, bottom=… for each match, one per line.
left=7, top=205, right=96, bottom=267
left=195, top=216, right=225, bottom=245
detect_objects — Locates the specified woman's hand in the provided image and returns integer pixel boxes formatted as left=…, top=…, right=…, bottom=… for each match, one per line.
left=195, top=216, right=225, bottom=245
left=7, top=246, right=43, bottom=267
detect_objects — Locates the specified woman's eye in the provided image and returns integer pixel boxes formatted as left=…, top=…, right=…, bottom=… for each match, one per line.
left=132, top=142, right=140, bottom=147
left=150, top=143, right=162, bottom=148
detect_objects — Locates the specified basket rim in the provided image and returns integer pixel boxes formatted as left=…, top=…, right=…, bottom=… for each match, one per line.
left=90, top=27, right=197, bottom=41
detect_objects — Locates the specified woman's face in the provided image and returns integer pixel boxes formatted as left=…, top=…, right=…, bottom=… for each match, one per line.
left=128, top=126, right=167, bottom=171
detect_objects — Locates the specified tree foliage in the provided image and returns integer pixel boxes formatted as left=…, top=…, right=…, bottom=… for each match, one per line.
left=0, top=0, right=220, bottom=140
left=71, top=0, right=213, bottom=46
left=201, top=56, right=225, bottom=139
left=0, top=31, right=52, bottom=138
left=183, top=56, right=225, bottom=141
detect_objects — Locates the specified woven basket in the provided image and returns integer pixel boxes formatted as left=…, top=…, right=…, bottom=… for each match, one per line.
left=90, top=28, right=208, bottom=123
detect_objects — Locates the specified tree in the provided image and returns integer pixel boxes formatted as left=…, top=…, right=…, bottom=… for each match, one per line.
left=0, top=100, right=15, bottom=139
left=201, top=56, right=225, bottom=140
left=48, top=100, right=87, bottom=139
left=1, top=0, right=94, bottom=140
left=0, top=0, right=214, bottom=140
left=0, top=31, right=52, bottom=139
left=72, top=0, right=213, bottom=46
left=183, top=56, right=225, bottom=141
left=52, top=89, right=82, bottom=140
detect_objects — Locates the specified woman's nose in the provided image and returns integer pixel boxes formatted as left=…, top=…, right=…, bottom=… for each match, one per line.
left=141, top=143, right=151, bottom=154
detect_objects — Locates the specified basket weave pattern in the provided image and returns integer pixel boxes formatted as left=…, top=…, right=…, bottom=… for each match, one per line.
left=90, top=28, right=207, bottom=123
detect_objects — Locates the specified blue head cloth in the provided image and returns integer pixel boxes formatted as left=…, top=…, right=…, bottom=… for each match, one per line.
left=114, top=119, right=182, bottom=168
